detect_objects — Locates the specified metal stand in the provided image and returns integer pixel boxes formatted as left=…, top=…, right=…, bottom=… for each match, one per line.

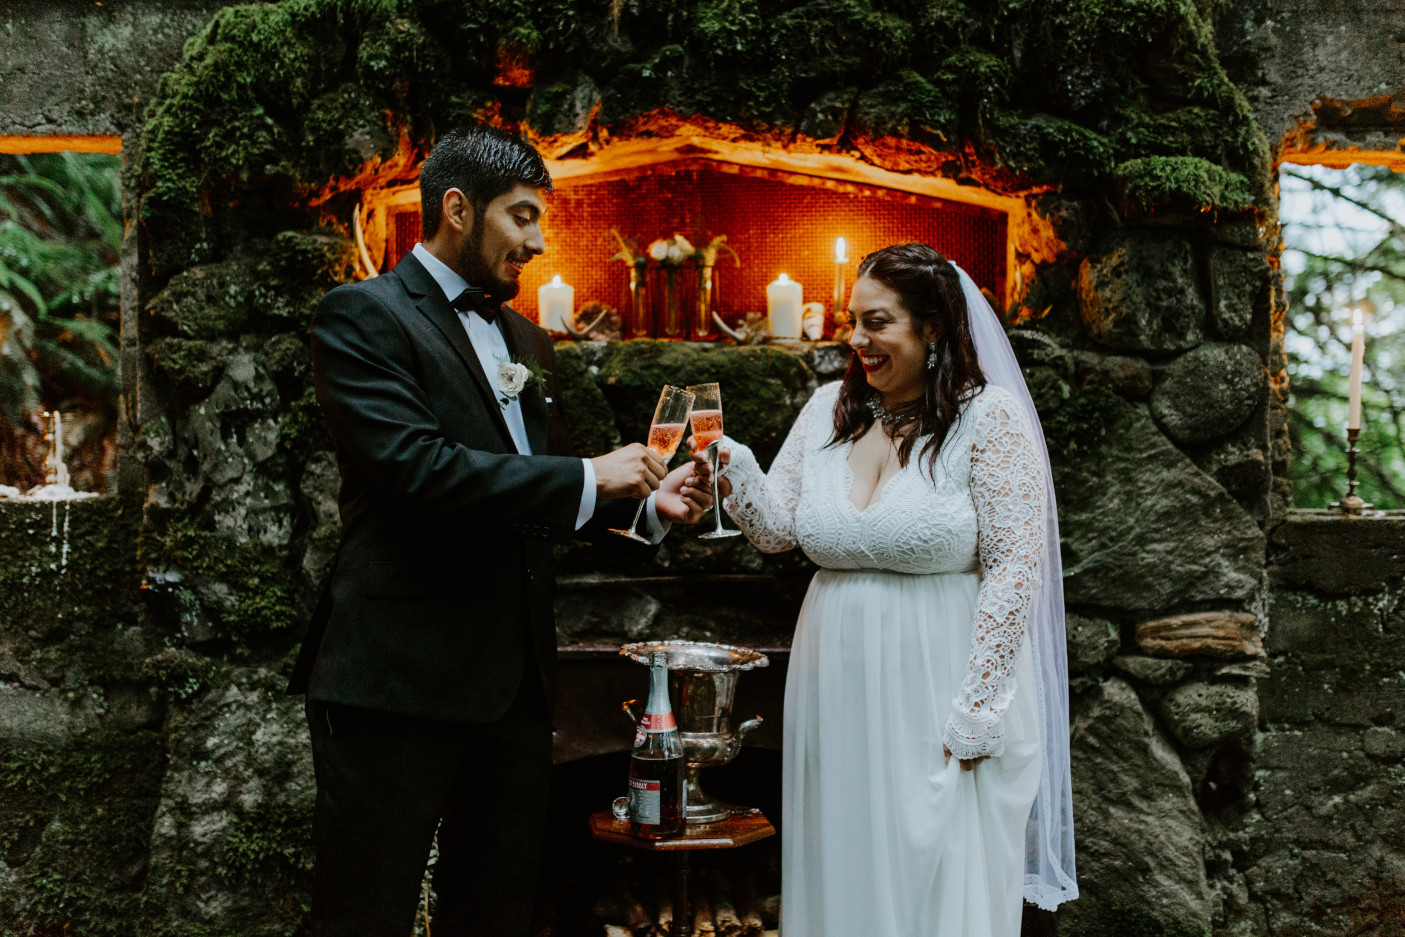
left=1330, top=427, right=1375, bottom=515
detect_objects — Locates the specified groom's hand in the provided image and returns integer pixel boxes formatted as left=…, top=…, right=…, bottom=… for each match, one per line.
left=592, top=443, right=667, bottom=499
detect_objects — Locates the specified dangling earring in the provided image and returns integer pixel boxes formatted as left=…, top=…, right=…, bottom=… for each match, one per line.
left=926, top=342, right=938, bottom=369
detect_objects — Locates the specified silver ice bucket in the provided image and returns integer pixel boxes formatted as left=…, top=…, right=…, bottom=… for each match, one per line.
left=621, top=639, right=769, bottom=823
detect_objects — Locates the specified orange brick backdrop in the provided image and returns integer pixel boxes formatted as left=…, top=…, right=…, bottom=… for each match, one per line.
left=388, top=160, right=1007, bottom=333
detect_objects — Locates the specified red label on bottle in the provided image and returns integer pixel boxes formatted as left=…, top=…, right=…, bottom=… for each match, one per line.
left=641, top=711, right=676, bottom=732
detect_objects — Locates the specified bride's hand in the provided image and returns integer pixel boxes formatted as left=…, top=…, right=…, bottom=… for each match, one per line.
left=654, top=462, right=713, bottom=524
left=686, top=436, right=732, bottom=499
left=942, top=745, right=988, bottom=772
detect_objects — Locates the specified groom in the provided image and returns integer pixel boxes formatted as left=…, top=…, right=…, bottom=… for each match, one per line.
left=288, top=125, right=711, bottom=936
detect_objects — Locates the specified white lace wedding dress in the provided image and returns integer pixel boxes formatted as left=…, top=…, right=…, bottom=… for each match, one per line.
left=723, top=380, right=1046, bottom=937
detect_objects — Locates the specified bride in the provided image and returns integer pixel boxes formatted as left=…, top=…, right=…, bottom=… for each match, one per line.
left=712, top=243, right=1077, bottom=935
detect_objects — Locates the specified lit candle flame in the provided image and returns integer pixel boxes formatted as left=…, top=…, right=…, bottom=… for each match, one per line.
left=835, top=237, right=847, bottom=263
left=1353, top=308, right=1364, bottom=327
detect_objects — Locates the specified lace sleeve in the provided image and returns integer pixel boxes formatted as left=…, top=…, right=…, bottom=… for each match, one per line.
left=722, top=383, right=834, bottom=554
left=943, top=389, right=1047, bottom=760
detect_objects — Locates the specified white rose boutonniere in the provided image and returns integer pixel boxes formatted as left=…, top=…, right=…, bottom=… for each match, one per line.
left=496, top=355, right=549, bottom=409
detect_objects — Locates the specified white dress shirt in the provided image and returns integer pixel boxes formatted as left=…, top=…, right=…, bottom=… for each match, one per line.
left=410, top=244, right=666, bottom=539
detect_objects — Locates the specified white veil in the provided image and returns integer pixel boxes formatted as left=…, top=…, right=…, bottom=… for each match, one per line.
left=954, top=263, right=1078, bottom=910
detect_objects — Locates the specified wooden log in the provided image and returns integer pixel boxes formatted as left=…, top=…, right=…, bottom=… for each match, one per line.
left=616, top=882, right=653, bottom=936
left=692, top=889, right=716, bottom=937
left=732, top=875, right=764, bottom=937
left=707, top=870, right=743, bottom=937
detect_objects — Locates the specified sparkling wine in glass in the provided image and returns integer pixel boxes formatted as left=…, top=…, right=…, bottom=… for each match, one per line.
left=686, top=382, right=740, bottom=540
left=609, top=385, right=695, bottom=543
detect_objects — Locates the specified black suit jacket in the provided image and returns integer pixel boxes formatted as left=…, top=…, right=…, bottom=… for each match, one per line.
left=287, top=252, right=640, bottom=722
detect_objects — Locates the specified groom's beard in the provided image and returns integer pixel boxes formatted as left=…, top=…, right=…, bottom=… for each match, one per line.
left=459, top=224, right=521, bottom=303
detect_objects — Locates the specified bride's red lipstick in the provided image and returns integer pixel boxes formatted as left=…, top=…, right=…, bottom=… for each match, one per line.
left=859, top=355, right=889, bottom=373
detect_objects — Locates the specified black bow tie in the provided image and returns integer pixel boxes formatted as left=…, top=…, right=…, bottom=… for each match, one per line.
left=451, top=287, right=501, bottom=324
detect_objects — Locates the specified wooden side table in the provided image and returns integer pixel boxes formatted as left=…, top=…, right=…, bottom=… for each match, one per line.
left=588, top=808, right=776, bottom=937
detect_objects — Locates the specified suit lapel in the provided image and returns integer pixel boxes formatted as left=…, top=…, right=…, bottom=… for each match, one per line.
left=502, top=307, right=550, bottom=456
left=392, top=254, right=517, bottom=452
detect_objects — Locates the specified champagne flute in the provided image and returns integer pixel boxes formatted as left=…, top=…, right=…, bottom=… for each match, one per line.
left=609, top=385, right=695, bottom=543
left=686, top=382, right=740, bottom=540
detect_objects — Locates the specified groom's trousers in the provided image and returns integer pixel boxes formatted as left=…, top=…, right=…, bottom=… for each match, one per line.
left=305, top=664, right=552, bottom=937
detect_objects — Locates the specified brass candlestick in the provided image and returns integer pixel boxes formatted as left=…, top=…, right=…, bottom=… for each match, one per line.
left=1330, top=427, right=1373, bottom=515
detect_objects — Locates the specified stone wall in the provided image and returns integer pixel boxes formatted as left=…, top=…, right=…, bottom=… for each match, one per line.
left=1249, top=513, right=1405, bottom=935
left=0, top=1, right=1402, bottom=936
left=0, top=0, right=232, bottom=139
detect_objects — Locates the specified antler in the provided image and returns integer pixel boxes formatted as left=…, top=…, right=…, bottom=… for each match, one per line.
left=608, top=228, right=643, bottom=266
left=563, top=307, right=612, bottom=341
left=712, top=312, right=745, bottom=343
left=353, top=204, right=379, bottom=279
left=700, top=234, right=741, bottom=268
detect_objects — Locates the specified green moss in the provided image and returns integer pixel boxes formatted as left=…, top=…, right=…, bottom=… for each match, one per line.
left=142, top=648, right=217, bottom=700
left=984, top=111, right=1116, bottom=184
left=551, top=341, right=621, bottom=457
left=278, top=379, right=331, bottom=457
left=1042, top=383, right=1122, bottom=464
left=0, top=731, right=166, bottom=937
left=147, top=337, right=236, bottom=392
left=0, top=499, right=140, bottom=638
left=144, top=517, right=299, bottom=641
left=1115, top=155, right=1253, bottom=215
left=592, top=340, right=815, bottom=468
left=301, top=82, right=397, bottom=183
left=853, top=70, right=957, bottom=143
left=770, top=0, right=914, bottom=84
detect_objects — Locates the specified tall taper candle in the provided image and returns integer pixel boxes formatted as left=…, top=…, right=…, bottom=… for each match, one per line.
left=1348, top=308, right=1365, bottom=430
left=832, top=237, right=848, bottom=316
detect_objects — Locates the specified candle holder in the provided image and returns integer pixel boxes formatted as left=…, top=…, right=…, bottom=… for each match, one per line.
left=1330, top=427, right=1374, bottom=515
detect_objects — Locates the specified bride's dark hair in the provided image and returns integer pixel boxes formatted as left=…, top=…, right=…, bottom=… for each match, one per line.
left=830, top=242, right=987, bottom=474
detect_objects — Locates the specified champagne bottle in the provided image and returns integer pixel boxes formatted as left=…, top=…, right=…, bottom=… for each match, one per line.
left=627, top=651, right=686, bottom=838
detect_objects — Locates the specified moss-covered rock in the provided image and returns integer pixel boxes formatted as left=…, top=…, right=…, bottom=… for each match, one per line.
left=1078, top=229, right=1206, bottom=354
left=0, top=729, right=166, bottom=937
left=552, top=341, right=621, bottom=457
left=1054, top=394, right=1265, bottom=611
left=1150, top=342, right=1264, bottom=445
left=1115, top=156, right=1254, bottom=217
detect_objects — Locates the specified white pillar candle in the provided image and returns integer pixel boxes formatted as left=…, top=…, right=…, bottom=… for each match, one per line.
left=538, top=275, right=574, bottom=333
left=767, top=273, right=803, bottom=339
left=1347, top=308, right=1365, bottom=430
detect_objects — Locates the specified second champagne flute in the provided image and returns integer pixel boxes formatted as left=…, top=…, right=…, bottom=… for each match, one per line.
left=686, top=382, right=740, bottom=539
left=609, top=385, right=695, bottom=543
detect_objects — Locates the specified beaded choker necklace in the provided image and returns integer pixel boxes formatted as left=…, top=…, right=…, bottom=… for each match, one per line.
left=866, top=392, right=920, bottom=428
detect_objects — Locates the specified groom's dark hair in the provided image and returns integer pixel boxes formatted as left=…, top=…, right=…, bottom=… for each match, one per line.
left=419, top=125, right=553, bottom=238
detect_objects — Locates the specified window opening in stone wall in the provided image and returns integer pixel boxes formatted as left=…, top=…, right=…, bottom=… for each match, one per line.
left=360, top=160, right=1008, bottom=338
left=0, top=151, right=122, bottom=495
left=1279, top=163, right=1405, bottom=510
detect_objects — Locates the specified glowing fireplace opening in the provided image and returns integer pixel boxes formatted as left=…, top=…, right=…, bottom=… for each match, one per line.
left=356, top=147, right=1012, bottom=339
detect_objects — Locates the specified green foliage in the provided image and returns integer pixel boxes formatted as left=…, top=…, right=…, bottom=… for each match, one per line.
left=0, top=153, right=121, bottom=430
left=1280, top=164, right=1405, bottom=509
left=216, top=799, right=314, bottom=886
left=1114, top=156, right=1254, bottom=215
